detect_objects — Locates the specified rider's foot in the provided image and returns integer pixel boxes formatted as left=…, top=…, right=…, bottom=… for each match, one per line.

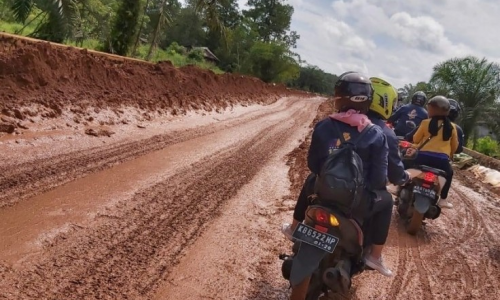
left=365, top=255, right=393, bottom=277
left=281, top=223, right=294, bottom=241
left=438, top=198, right=453, bottom=209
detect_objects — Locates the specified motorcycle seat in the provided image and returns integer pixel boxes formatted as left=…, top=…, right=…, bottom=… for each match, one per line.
left=417, top=165, right=447, bottom=177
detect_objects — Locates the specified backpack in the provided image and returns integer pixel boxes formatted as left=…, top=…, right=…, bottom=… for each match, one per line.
left=313, top=120, right=374, bottom=216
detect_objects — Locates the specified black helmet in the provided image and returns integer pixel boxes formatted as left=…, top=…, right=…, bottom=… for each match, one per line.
left=334, top=72, right=373, bottom=113
left=427, top=95, right=450, bottom=113
left=448, top=99, right=461, bottom=121
left=411, top=91, right=427, bottom=106
left=398, top=92, right=404, bottom=102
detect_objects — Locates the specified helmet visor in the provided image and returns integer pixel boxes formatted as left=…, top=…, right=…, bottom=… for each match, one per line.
left=345, top=83, right=373, bottom=101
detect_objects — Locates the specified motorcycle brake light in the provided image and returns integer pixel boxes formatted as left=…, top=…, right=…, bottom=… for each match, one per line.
left=424, top=172, right=436, bottom=183
left=399, top=141, right=411, bottom=148
left=315, top=209, right=329, bottom=224
left=313, top=209, right=340, bottom=227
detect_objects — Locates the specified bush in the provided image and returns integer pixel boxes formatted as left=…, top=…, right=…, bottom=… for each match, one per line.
left=166, top=42, right=185, bottom=55
left=474, top=136, right=499, bottom=156
left=187, top=48, right=205, bottom=62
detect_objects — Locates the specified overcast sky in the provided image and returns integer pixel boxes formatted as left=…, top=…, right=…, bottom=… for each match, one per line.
left=235, top=0, right=500, bottom=88
left=179, top=0, right=497, bottom=88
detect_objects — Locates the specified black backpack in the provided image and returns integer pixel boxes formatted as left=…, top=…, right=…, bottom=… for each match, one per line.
left=313, top=120, right=374, bottom=216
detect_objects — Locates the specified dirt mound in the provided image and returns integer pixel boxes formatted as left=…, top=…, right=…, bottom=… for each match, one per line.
left=0, top=34, right=305, bottom=132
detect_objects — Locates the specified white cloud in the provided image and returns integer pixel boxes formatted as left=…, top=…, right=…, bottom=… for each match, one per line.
left=286, top=0, right=500, bottom=88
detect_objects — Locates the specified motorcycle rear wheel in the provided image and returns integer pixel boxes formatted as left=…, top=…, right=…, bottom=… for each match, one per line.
left=407, top=210, right=423, bottom=235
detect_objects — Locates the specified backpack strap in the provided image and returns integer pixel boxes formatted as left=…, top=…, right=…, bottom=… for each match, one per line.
left=331, top=119, right=374, bottom=148
left=417, top=122, right=444, bottom=150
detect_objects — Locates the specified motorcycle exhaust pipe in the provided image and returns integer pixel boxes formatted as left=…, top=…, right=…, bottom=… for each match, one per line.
left=322, top=260, right=352, bottom=294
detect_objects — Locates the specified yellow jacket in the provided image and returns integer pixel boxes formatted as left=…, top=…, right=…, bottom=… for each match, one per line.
left=412, top=119, right=458, bottom=158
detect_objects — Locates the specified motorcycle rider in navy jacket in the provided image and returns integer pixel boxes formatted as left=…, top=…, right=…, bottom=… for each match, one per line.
left=388, top=91, right=429, bottom=137
left=282, top=74, right=409, bottom=278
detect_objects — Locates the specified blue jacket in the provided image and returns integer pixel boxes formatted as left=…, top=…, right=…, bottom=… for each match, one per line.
left=367, top=112, right=409, bottom=185
left=388, top=104, right=428, bottom=136
left=308, top=117, right=388, bottom=190
left=405, top=122, right=464, bottom=154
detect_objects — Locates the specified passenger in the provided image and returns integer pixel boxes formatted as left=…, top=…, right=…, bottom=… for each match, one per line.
left=405, top=96, right=458, bottom=209
left=405, top=98, right=464, bottom=154
left=282, top=72, right=396, bottom=277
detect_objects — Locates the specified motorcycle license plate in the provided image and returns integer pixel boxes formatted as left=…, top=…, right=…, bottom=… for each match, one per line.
left=292, top=223, right=339, bottom=253
left=413, top=185, right=436, bottom=198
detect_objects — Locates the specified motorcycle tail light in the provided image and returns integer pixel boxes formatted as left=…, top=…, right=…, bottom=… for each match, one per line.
left=399, top=141, right=412, bottom=148
left=313, top=208, right=340, bottom=227
left=424, top=172, right=437, bottom=183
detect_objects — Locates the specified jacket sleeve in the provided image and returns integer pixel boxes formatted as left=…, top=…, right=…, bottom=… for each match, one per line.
left=450, top=125, right=459, bottom=157
left=368, top=130, right=389, bottom=190
left=455, top=125, right=464, bottom=154
left=388, top=106, right=403, bottom=124
left=386, top=130, right=410, bottom=185
left=307, top=122, right=326, bottom=175
left=404, top=126, right=418, bottom=142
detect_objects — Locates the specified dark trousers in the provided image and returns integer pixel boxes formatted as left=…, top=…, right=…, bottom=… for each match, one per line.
left=406, top=155, right=453, bottom=199
left=292, top=173, right=393, bottom=245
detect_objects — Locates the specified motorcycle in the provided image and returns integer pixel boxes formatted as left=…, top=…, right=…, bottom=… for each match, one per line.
left=395, top=138, right=448, bottom=235
left=279, top=201, right=372, bottom=300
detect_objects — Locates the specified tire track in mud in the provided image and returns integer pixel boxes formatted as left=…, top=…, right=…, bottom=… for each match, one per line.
left=446, top=185, right=499, bottom=296
left=5, top=102, right=314, bottom=300
left=0, top=99, right=298, bottom=208
left=388, top=220, right=411, bottom=297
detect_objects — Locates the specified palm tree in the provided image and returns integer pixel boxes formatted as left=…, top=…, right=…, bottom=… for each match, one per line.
left=429, top=56, right=500, bottom=145
left=11, top=0, right=79, bottom=43
left=400, top=81, right=430, bottom=104
left=146, top=0, right=172, bottom=61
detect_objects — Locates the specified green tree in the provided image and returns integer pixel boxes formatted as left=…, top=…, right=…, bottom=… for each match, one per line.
left=429, top=56, right=500, bottom=145
left=10, top=0, right=79, bottom=42
left=243, top=0, right=296, bottom=45
left=106, top=0, right=142, bottom=55
left=288, top=65, right=338, bottom=95
left=160, top=5, right=206, bottom=48
left=242, top=41, right=299, bottom=83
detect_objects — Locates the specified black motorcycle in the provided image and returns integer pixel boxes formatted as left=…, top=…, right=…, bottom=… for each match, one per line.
left=396, top=138, right=448, bottom=235
left=280, top=202, right=371, bottom=300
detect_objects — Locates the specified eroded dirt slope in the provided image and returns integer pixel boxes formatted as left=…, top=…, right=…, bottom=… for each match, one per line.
left=0, top=33, right=304, bottom=135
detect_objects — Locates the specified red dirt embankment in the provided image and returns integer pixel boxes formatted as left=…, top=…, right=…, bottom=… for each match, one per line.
left=0, top=34, right=303, bottom=132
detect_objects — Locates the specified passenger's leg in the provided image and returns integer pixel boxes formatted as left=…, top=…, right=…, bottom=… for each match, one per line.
left=364, top=190, right=394, bottom=277
left=437, top=160, right=454, bottom=208
left=282, top=173, right=316, bottom=240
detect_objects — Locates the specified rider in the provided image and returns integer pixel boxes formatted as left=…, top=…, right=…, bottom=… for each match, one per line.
left=405, top=98, right=464, bottom=154
left=369, top=77, right=410, bottom=186
left=447, top=99, right=464, bottom=154
left=388, top=91, right=429, bottom=136
left=395, top=92, right=404, bottom=110
left=406, top=96, right=458, bottom=209
left=282, top=72, right=395, bottom=277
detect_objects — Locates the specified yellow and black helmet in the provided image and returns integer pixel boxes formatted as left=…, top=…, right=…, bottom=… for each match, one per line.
left=369, top=77, right=398, bottom=120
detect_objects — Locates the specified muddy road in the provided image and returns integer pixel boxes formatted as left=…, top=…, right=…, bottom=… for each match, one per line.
left=1, top=34, right=498, bottom=300
left=0, top=97, right=320, bottom=299
left=1, top=97, right=499, bottom=300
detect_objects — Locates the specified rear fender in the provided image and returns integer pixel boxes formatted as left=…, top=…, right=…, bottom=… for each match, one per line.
left=289, top=242, right=328, bottom=287
left=414, top=194, right=431, bottom=214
